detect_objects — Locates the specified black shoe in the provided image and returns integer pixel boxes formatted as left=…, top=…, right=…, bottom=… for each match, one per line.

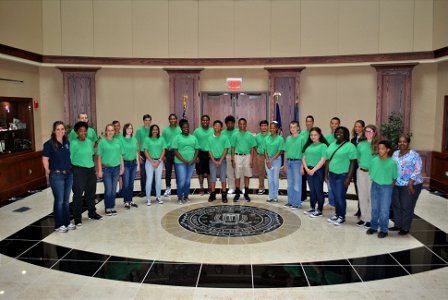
left=222, top=192, right=228, bottom=203
left=389, top=226, right=401, bottom=231
left=378, top=231, right=388, bottom=238
left=366, top=228, right=377, bottom=235
left=363, top=222, right=371, bottom=229
left=137, top=192, right=146, bottom=198
left=354, top=209, right=361, bottom=217
left=398, top=230, right=409, bottom=235
left=89, top=213, right=103, bottom=220
left=208, top=192, right=216, bottom=202
left=111, top=210, right=118, bottom=216
left=356, top=220, right=366, bottom=227
left=243, top=192, right=251, bottom=202
left=233, top=188, right=241, bottom=202
left=130, top=202, right=138, bottom=208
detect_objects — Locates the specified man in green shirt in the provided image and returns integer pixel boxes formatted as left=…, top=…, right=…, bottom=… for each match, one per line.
left=222, top=115, right=237, bottom=194
left=136, top=114, right=152, bottom=197
left=162, top=113, right=181, bottom=197
left=193, top=115, right=214, bottom=195
left=324, top=117, right=340, bottom=145
left=69, top=113, right=98, bottom=145
left=300, top=115, right=314, bottom=202
left=255, top=120, right=269, bottom=195
left=112, top=120, right=123, bottom=196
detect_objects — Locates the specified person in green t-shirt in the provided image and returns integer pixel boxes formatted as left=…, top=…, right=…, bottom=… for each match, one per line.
left=324, top=126, right=357, bottom=226
left=193, top=115, right=214, bottom=195
left=161, top=113, right=181, bottom=197
left=172, top=119, right=199, bottom=204
left=205, top=120, right=230, bottom=203
left=135, top=114, right=152, bottom=198
left=356, top=124, right=379, bottom=229
left=300, top=115, right=314, bottom=202
left=121, top=123, right=140, bottom=209
left=230, top=118, right=256, bottom=202
left=70, top=121, right=102, bottom=225
left=143, top=124, right=167, bottom=206
left=112, top=120, right=124, bottom=197
left=69, top=113, right=98, bottom=144
left=255, top=120, right=269, bottom=195
left=302, top=127, right=329, bottom=216
left=366, top=140, right=397, bottom=238
left=264, top=121, right=284, bottom=203
left=323, top=117, right=340, bottom=209
left=222, top=115, right=238, bottom=194
left=97, top=124, right=124, bottom=216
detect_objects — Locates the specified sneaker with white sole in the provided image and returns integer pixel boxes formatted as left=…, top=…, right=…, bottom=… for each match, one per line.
left=178, top=199, right=183, bottom=205
left=283, top=203, right=292, bottom=207
left=146, top=200, right=151, bottom=206
left=67, top=223, right=76, bottom=230
left=124, top=202, right=131, bottom=209
left=157, top=198, right=163, bottom=204
left=164, top=187, right=171, bottom=197
left=89, top=213, right=103, bottom=220
left=304, top=209, right=315, bottom=215
left=310, top=210, right=323, bottom=218
left=105, top=210, right=113, bottom=216
left=258, top=189, right=265, bottom=195
left=327, top=215, right=338, bottom=223
left=55, top=225, right=68, bottom=233
left=333, top=217, right=345, bottom=226
left=111, top=210, right=118, bottom=216
left=227, top=188, right=235, bottom=195
left=130, top=202, right=138, bottom=208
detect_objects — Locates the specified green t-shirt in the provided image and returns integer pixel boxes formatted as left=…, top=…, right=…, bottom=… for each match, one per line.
left=264, top=134, right=284, bottom=157
left=255, top=132, right=269, bottom=155
left=206, top=134, right=230, bottom=158
left=69, top=127, right=98, bottom=143
left=284, top=135, right=305, bottom=159
left=325, top=142, right=357, bottom=174
left=172, top=134, right=199, bottom=163
left=369, top=156, right=397, bottom=185
left=300, top=129, right=310, bottom=140
left=70, top=138, right=94, bottom=168
left=304, top=142, right=328, bottom=167
left=325, top=132, right=336, bottom=144
left=231, top=131, right=256, bottom=154
left=162, top=126, right=181, bottom=149
left=114, top=133, right=123, bottom=142
left=142, top=137, right=167, bottom=159
left=136, top=126, right=150, bottom=148
left=357, top=141, right=374, bottom=169
left=193, top=127, right=214, bottom=151
left=121, top=136, right=138, bottom=161
left=98, top=138, right=123, bottom=167
left=221, top=128, right=238, bottom=143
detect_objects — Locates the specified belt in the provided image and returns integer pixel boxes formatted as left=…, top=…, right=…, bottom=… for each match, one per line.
left=359, top=168, right=369, bottom=172
left=124, top=159, right=136, bottom=163
left=235, top=153, right=247, bottom=156
left=50, top=169, right=72, bottom=174
left=214, top=157, right=225, bottom=160
left=287, top=158, right=300, bottom=161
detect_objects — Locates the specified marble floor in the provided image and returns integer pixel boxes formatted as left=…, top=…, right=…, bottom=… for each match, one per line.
left=0, top=179, right=446, bottom=299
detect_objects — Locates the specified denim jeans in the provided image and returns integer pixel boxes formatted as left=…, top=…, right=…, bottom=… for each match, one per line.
left=175, top=163, right=195, bottom=199
left=327, top=181, right=335, bottom=206
left=145, top=160, right=164, bottom=199
left=307, top=167, right=325, bottom=211
left=209, top=159, right=227, bottom=183
left=122, top=160, right=137, bottom=203
left=49, top=172, right=73, bottom=228
left=392, top=183, right=422, bottom=231
left=370, top=182, right=393, bottom=233
left=265, top=156, right=282, bottom=200
left=72, top=166, right=97, bottom=222
left=328, top=172, right=348, bottom=218
left=102, top=166, right=120, bottom=210
left=286, top=159, right=302, bottom=207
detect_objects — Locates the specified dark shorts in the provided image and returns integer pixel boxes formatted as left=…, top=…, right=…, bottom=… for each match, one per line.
left=195, top=150, right=210, bottom=175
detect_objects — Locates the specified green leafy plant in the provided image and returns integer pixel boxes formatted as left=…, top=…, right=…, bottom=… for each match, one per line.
left=380, top=112, right=412, bottom=151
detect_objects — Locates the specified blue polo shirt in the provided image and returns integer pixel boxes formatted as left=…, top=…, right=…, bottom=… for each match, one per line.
left=42, top=139, right=72, bottom=171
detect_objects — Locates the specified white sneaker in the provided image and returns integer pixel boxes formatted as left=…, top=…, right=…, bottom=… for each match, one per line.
left=333, top=217, right=345, bottom=226
left=227, top=188, right=235, bottom=195
left=157, top=198, right=164, bottom=204
left=146, top=200, right=151, bottom=206
left=67, top=223, right=76, bottom=230
left=164, top=187, right=171, bottom=197
left=242, top=188, right=245, bottom=194
left=327, top=215, right=338, bottom=223
left=55, top=225, right=68, bottom=233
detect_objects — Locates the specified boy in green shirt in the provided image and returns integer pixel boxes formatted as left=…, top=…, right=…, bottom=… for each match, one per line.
left=193, top=115, right=214, bottom=195
left=255, top=120, right=269, bottom=195
left=135, top=114, right=152, bottom=197
left=69, top=113, right=98, bottom=144
left=222, top=115, right=238, bottom=194
left=161, top=114, right=181, bottom=197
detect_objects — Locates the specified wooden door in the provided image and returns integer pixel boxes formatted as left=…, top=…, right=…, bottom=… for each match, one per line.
left=234, top=93, right=267, bottom=134
left=201, top=93, right=233, bottom=124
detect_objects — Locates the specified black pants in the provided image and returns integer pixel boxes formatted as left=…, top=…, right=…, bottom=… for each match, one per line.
left=72, top=166, right=97, bottom=222
left=301, top=175, right=307, bottom=201
left=165, top=150, right=175, bottom=188
left=392, top=184, right=422, bottom=231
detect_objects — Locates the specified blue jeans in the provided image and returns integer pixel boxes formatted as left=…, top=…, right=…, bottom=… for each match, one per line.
left=327, top=181, right=335, bottom=206
left=49, top=172, right=73, bottom=228
left=307, top=167, right=325, bottom=211
left=209, top=159, right=227, bottom=183
left=145, top=160, right=164, bottom=199
left=371, top=182, right=393, bottom=233
left=122, top=160, right=137, bottom=203
left=286, top=159, right=302, bottom=207
left=103, top=166, right=120, bottom=210
left=328, top=172, right=348, bottom=218
left=175, top=163, right=195, bottom=199
left=265, top=156, right=282, bottom=200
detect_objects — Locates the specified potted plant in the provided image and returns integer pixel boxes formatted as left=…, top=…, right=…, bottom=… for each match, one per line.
left=380, top=111, right=412, bottom=151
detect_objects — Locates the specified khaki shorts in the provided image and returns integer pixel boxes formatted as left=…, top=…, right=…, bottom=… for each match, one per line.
left=234, top=154, right=252, bottom=179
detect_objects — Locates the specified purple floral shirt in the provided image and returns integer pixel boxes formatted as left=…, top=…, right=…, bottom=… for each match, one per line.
left=392, top=150, right=423, bottom=186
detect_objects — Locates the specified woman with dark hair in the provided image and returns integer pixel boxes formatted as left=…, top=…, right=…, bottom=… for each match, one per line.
left=172, top=119, right=199, bottom=204
left=97, top=124, right=124, bottom=216
left=161, top=113, right=181, bottom=197
left=70, top=121, right=103, bottom=225
left=325, top=126, right=357, bottom=226
left=356, top=125, right=379, bottom=229
left=302, top=127, right=329, bottom=217
left=264, top=121, right=284, bottom=203
left=390, top=135, right=423, bottom=235
left=42, top=121, right=75, bottom=233
left=121, top=123, right=140, bottom=209
left=143, top=124, right=166, bottom=206
left=351, top=120, right=365, bottom=217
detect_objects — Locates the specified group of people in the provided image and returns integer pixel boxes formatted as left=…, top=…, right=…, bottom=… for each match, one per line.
left=42, top=112, right=423, bottom=239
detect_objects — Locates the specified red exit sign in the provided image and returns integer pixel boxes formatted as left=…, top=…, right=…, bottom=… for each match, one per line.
left=226, top=78, right=242, bottom=91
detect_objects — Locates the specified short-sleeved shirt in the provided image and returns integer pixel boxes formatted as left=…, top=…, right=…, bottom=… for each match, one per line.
left=264, top=134, right=284, bottom=157
left=284, top=135, right=305, bottom=159
left=369, top=157, right=397, bottom=185
left=70, top=138, right=94, bottom=168
left=357, top=141, right=374, bottom=169
left=206, top=134, right=230, bottom=158
left=325, top=132, right=336, bottom=145
left=231, top=131, right=256, bottom=154
left=162, top=126, right=181, bottom=149
left=221, top=129, right=238, bottom=142
left=300, top=129, right=310, bottom=140
left=172, top=134, right=199, bottom=164
left=193, top=127, right=214, bottom=151
left=304, top=142, right=328, bottom=166
left=142, top=137, right=167, bottom=159
left=69, top=127, right=98, bottom=143
left=114, top=133, right=123, bottom=143
left=392, top=150, right=424, bottom=186
left=325, top=141, right=357, bottom=174
left=121, top=137, right=138, bottom=161
left=97, top=138, right=123, bottom=167
left=136, top=126, right=150, bottom=149
left=42, top=139, right=71, bottom=171
left=255, top=132, right=269, bottom=155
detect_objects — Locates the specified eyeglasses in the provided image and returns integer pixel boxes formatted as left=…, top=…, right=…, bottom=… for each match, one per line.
left=365, top=130, right=374, bottom=133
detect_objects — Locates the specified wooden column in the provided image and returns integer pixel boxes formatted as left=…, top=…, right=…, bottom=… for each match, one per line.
left=59, top=68, right=100, bottom=129
left=371, top=63, right=418, bottom=132
left=164, top=69, right=203, bottom=129
left=265, top=68, right=305, bottom=133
